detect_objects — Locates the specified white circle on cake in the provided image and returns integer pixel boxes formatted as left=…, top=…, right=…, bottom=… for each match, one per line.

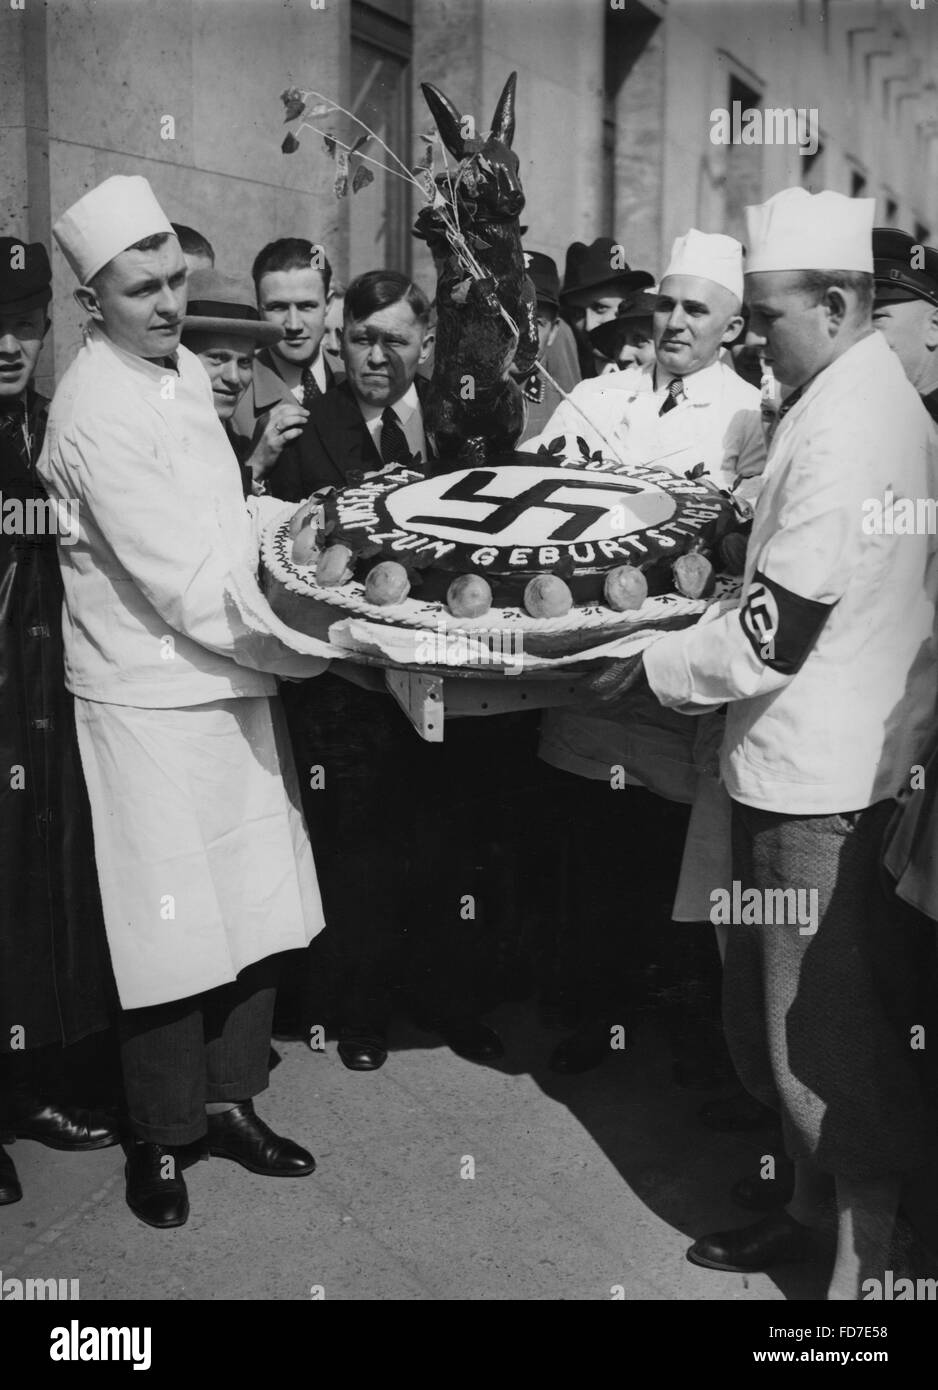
left=384, top=466, right=676, bottom=547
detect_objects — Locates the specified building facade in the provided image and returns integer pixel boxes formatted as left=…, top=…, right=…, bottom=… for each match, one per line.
left=2, top=0, right=937, bottom=390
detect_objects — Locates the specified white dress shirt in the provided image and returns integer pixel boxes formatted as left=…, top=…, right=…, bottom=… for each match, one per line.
left=358, top=383, right=427, bottom=465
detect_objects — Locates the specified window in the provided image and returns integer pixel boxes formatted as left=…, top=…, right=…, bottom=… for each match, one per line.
left=602, top=0, right=662, bottom=238
left=349, top=1, right=413, bottom=276
left=723, top=75, right=763, bottom=245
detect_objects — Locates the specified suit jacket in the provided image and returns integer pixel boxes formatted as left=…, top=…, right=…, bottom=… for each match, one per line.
left=231, top=348, right=338, bottom=445
left=266, top=377, right=431, bottom=502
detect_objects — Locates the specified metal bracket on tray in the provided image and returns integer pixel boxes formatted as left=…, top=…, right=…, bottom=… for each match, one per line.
left=383, top=663, right=589, bottom=742
left=384, top=668, right=445, bottom=742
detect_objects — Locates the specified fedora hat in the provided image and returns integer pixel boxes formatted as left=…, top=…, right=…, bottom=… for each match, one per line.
left=522, top=249, right=561, bottom=307
left=0, top=238, right=52, bottom=315
left=561, top=237, right=654, bottom=307
left=588, top=288, right=659, bottom=358
left=182, top=269, right=283, bottom=344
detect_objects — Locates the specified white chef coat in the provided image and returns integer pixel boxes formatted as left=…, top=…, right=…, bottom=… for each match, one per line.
left=644, top=331, right=938, bottom=814
left=521, top=356, right=765, bottom=499
left=536, top=356, right=763, bottom=788
left=38, top=325, right=331, bottom=706
left=37, top=325, right=331, bottom=1007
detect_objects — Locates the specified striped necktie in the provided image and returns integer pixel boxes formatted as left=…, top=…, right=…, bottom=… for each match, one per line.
left=658, top=377, right=685, bottom=416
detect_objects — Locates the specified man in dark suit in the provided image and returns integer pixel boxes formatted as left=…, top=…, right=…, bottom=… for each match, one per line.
left=269, top=271, right=507, bottom=1070
left=232, top=237, right=337, bottom=453
left=266, top=268, right=433, bottom=498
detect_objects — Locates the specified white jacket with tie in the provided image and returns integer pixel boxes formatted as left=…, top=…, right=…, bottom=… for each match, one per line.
left=521, top=357, right=765, bottom=499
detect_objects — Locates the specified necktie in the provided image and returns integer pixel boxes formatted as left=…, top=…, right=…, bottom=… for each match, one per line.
left=777, top=383, right=806, bottom=420
left=300, top=362, right=322, bottom=410
left=380, top=406, right=410, bottom=466
left=658, top=377, right=685, bottom=416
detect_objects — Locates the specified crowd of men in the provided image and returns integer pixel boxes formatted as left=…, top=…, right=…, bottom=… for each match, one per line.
left=1, top=169, right=937, bottom=1302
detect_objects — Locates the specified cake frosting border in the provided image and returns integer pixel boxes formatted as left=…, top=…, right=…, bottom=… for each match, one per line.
left=261, top=508, right=725, bottom=639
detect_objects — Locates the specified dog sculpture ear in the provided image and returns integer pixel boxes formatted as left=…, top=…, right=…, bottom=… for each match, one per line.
left=421, top=82, right=466, bottom=160
left=489, top=72, right=517, bottom=148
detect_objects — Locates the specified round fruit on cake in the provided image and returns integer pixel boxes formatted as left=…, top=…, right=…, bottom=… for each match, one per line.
left=260, top=452, right=750, bottom=660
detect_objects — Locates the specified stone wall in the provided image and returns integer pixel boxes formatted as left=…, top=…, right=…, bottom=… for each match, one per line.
left=2, top=0, right=347, bottom=388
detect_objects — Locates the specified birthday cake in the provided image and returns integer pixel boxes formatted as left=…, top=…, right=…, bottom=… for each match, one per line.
left=260, top=452, right=750, bottom=662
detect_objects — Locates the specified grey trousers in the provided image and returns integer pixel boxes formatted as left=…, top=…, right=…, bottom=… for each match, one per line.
left=724, top=799, right=935, bottom=1180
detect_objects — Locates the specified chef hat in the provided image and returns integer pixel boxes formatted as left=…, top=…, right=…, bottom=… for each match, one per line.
left=662, top=229, right=744, bottom=302
left=53, top=175, right=175, bottom=284
left=745, top=188, right=874, bottom=274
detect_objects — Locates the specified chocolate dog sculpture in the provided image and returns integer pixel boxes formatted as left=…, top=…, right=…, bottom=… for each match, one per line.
left=414, top=72, right=539, bottom=470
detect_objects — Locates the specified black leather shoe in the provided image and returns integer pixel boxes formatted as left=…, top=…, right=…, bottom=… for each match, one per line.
left=438, top=1018, right=504, bottom=1063
left=731, top=1166, right=796, bottom=1212
left=5, top=1096, right=120, bottom=1152
left=205, top=1100, right=315, bottom=1176
left=337, top=1028, right=388, bottom=1072
left=0, top=1146, right=22, bottom=1205
left=687, top=1211, right=812, bottom=1272
left=549, top=1018, right=614, bottom=1075
left=124, top=1140, right=189, bottom=1228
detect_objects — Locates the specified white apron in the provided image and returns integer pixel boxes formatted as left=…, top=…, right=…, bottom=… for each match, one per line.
left=75, top=694, right=324, bottom=1010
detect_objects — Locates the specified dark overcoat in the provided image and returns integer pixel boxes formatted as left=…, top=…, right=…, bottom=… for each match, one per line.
left=0, top=390, right=114, bottom=1052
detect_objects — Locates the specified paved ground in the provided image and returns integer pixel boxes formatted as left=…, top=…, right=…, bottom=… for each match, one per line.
left=0, top=1005, right=840, bottom=1301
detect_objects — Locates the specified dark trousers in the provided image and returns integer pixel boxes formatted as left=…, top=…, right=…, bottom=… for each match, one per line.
left=404, top=710, right=543, bottom=1022
left=279, top=671, right=413, bottom=1030
left=118, top=957, right=279, bottom=1146
left=536, top=764, right=697, bottom=1015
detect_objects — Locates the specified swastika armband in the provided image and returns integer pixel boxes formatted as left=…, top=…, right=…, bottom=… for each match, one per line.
left=738, top=570, right=836, bottom=674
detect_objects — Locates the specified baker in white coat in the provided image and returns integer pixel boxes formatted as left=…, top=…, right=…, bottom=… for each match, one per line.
left=522, top=229, right=765, bottom=499
left=594, top=188, right=938, bottom=1299
left=38, top=175, right=333, bottom=1230
left=529, top=233, right=763, bottom=1077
